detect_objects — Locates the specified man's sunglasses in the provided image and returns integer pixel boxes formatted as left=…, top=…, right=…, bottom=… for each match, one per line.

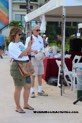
left=35, top=29, right=40, bottom=32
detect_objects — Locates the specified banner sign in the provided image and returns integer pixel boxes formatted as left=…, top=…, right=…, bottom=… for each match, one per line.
left=0, top=0, right=9, bottom=30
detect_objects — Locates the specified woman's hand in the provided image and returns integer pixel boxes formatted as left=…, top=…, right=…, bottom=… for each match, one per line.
left=33, top=50, right=38, bottom=54
left=28, top=40, right=32, bottom=47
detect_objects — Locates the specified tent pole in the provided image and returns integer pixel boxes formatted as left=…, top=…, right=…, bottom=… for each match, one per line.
left=26, top=0, right=31, bottom=37
left=60, top=6, right=66, bottom=96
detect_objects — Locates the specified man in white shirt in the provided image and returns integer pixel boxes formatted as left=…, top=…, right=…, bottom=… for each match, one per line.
left=25, top=25, right=48, bottom=98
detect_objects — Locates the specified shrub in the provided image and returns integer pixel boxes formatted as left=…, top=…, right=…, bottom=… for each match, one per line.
left=5, top=37, right=9, bottom=50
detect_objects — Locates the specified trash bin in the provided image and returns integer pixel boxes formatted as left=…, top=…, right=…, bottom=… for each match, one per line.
left=77, top=68, right=82, bottom=101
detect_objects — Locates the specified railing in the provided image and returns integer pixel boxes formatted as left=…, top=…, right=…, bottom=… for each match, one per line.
left=30, top=0, right=38, bottom=2
left=0, top=24, right=9, bottom=31
left=13, top=0, right=25, bottom=2
left=13, top=0, right=38, bottom=2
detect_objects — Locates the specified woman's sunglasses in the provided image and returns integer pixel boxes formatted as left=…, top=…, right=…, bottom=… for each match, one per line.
left=18, top=33, right=22, bottom=36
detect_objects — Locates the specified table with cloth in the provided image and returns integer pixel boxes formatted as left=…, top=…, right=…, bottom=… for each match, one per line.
left=42, top=57, right=72, bottom=82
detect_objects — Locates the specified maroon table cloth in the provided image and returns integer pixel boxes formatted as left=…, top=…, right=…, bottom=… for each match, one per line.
left=42, top=57, right=72, bottom=82
left=69, top=52, right=82, bottom=60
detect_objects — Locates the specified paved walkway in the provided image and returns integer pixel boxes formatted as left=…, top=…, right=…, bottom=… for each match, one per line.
left=0, top=55, right=82, bottom=123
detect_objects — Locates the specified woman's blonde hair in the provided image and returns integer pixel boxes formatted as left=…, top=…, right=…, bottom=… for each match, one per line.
left=9, top=27, right=22, bottom=42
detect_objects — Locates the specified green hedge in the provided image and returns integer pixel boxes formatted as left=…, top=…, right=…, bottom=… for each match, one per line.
left=5, top=37, right=9, bottom=50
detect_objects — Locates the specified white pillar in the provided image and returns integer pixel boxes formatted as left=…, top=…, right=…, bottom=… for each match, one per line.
left=9, top=0, right=12, bottom=22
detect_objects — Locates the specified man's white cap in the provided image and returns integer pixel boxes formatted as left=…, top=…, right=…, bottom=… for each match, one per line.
left=31, top=24, right=40, bottom=30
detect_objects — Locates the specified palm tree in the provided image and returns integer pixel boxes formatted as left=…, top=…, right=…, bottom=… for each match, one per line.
left=9, top=21, right=23, bottom=29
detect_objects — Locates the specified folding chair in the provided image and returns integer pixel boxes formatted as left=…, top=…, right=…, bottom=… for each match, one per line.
left=55, top=60, right=61, bottom=86
left=56, top=60, right=73, bottom=87
left=72, top=55, right=82, bottom=90
left=72, top=55, right=81, bottom=70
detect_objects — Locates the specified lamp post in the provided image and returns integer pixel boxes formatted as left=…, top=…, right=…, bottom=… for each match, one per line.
left=26, top=0, right=30, bottom=13
left=26, top=0, right=31, bottom=36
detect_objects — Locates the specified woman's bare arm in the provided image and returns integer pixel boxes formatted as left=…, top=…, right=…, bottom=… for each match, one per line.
left=19, top=40, right=32, bottom=58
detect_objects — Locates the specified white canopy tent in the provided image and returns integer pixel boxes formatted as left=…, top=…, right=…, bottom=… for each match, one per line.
left=78, top=23, right=82, bottom=29
left=77, top=23, right=82, bottom=37
left=25, top=0, right=82, bottom=95
left=25, top=0, right=82, bottom=22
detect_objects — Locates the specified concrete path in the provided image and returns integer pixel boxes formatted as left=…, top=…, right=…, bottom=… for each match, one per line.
left=0, top=55, right=82, bottom=123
